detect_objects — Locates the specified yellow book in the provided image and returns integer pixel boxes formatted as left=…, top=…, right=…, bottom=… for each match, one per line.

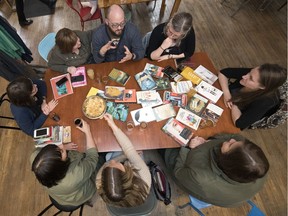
left=86, top=87, right=99, bottom=98
left=180, top=67, right=202, bottom=85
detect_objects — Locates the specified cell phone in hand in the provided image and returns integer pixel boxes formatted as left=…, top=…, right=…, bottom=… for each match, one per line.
left=56, top=77, right=68, bottom=87
left=71, top=75, right=84, bottom=82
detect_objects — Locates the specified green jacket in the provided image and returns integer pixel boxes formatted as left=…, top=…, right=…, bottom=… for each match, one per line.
left=31, top=147, right=99, bottom=206
left=172, top=134, right=267, bottom=207
left=48, top=30, right=92, bottom=73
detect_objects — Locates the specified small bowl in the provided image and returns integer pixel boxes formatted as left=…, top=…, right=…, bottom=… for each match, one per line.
left=82, top=95, right=106, bottom=119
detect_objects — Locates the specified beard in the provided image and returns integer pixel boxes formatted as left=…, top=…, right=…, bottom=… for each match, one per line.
left=107, top=24, right=123, bottom=37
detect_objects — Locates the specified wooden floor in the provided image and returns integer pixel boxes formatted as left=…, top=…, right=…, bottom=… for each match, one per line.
left=0, top=0, right=287, bottom=215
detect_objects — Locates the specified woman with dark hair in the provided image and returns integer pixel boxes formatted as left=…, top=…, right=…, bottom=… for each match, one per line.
left=162, top=134, right=269, bottom=207
left=48, top=28, right=93, bottom=74
left=218, top=64, right=287, bottom=129
left=6, top=77, right=58, bottom=136
left=31, top=120, right=101, bottom=206
left=146, top=12, right=195, bottom=63
left=96, top=114, right=151, bottom=207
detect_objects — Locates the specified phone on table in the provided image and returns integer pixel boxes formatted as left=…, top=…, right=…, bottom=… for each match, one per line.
left=71, top=75, right=84, bottom=82
left=33, top=127, right=50, bottom=139
left=56, top=77, right=68, bottom=87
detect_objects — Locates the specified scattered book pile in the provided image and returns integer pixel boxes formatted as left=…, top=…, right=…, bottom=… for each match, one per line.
left=34, top=126, right=64, bottom=148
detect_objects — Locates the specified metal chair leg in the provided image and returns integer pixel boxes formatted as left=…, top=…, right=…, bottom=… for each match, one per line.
left=38, top=203, right=54, bottom=216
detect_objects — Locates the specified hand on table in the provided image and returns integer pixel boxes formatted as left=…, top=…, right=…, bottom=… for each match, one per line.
left=104, top=113, right=118, bottom=131
left=157, top=55, right=170, bottom=62
left=189, top=136, right=207, bottom=149
left=47, top=99, right=58, bottom=112
left=67, top=66, right=77, bottom=75
left=119, top=46, right=133, bottom=63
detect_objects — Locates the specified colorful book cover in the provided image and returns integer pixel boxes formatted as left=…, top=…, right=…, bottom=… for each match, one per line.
left=195, top=80, right=223, bottom=103
left=104, top=86, right=125, bottom=100
left=201, top=103, right=224, bottom=126
left=152, top=103, right=176, bottom=122
left=34, top=126, right=63, bottom=147
left=155, top=77, right=171, bottom=90
left=134, top=71, right=157, bottom=91
left=106, top=101, right=129, bottom=122
left=115, top=89, right=136, bottom=103
left=186, top=93, right=209, bottom=116
left=194, top=65, right=218, bottom=85
left=108, top=68, right=131, bottom=86
left=86, top=87, right=99, bottom=98
left=180, top=66, right=202, bottom=85
left=143, top=63, right=164, bottom=78
left=170, top=81, right=193, bottom=94
left=50, top=73, right=73, bottom=100
left=71, top=66, right=87, bottom=88
left=163, top=91, right=187, bottom=107
left=130, top=107, right=156, bottom=126
left=162, top=118, right=193, bottom=146
left=176, top=108, right=202, bottom=130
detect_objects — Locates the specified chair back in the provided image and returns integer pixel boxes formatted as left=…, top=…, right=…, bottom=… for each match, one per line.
left=142, top=31, right=152, bottom=54
left=247, top=200, right=265, bottom=216
left=106, top=188, right=157, bottom=216
left=38, top=32, right=56, bottom=62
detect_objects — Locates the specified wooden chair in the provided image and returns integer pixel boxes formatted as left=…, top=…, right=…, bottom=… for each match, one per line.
left=65, top=0, right=103, bottom=31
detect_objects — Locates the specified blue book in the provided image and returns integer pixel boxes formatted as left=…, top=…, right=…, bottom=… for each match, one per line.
left=106, top=101, right=129, bottom=122
left=135, top=71, right=157, bottom=91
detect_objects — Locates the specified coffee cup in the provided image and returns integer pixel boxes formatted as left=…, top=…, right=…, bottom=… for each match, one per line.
left=74, top=118, right=83, bottom=127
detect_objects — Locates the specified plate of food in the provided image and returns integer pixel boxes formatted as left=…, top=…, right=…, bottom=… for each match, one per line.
left=82, top=95, right=107, bottom=119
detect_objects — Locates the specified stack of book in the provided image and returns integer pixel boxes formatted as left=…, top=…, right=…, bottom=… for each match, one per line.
left=34, top=126, right=63, bottom=148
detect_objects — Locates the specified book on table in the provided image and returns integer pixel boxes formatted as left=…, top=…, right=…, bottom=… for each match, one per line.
left=200, top=103, right=224, bottom=127
left=136, top=90, right=162, bottom=107
left=143, top=63, right=164, bottom=78
left=186, top=93, right=209, bottom=116
left=106, top=101, right=129, bottom=122
left=108, top=68, right=131, bottom=86
left=130, top=106, right=156, bottom=126
left=104, top=86, right=125, bottom=100
left=71, top=66, right=87, bottom=88
left=152, top=103, right=176, bottom=122
left=135, top=71, right=157, bottom=91
left=155, top=77, right=171, bottom=90
left=163, top=91, right=187, bottom=107
left=180, top=66, right=202, bottom=85
left=50, top=73, right=73, bottom=100
left=194, top=65, right=218, bottom=85
left=195, top=80, right=223, bottom=103
left=162, top=118, right=194, bottom=146
left=170, top=80, right=193, bottom=94
left=115, top=89, right=136, bottom=103
left=34, top=126, right=64, bottom=148
left=176, top=108, right=202, bottom=130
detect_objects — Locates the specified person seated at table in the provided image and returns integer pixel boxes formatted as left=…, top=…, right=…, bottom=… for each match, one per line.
left=218, top=64, right=287, bottom=129
left=6, top=77, right=58, bottom=137
left=92, top=4, right=144, bottom=64
left=31, top=120, right=103, bottom=206
left=48, top=28, right=93, bottom=74
left=161, top=134, right=269, bottom=207
left=96, top=114, right=151, bottom=207
left=146, top=12, right=195, bottom=63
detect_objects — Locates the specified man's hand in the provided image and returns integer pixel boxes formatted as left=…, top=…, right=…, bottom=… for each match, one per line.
left=119, top=45, right=133, bottom=63
left=99, top=40, right=117, bottom=56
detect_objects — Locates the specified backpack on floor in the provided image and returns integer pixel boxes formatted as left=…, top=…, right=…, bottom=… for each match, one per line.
left=147, top=161, right=171, bottom=205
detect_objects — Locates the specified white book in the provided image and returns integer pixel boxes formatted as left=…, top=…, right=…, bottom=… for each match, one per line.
left=170, top=80, right=193, bottom=94
left=130, top=107, right=156, bottom=126
left=194, top=65, right=218, bottom=85
left=176, top=108, right=202, bottom=130
left=195, top=80, right=223, bottom=103
left=153, top=103, right=176, bottom=122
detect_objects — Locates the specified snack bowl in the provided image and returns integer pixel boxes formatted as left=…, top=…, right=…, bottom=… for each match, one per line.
left=82, top=95, right=106, bottom=119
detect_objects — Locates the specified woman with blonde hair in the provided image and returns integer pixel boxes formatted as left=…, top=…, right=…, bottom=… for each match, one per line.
left=146, top=12, right=195, bottom=63
left=96, top=114, right=151, bottom=207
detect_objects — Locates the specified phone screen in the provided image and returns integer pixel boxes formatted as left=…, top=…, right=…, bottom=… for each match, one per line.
left=56, top=77, right=68, bottom=87
left=36, top=128, right=48, bottom=137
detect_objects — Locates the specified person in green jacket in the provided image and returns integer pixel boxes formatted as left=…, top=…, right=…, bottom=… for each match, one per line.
left=31, top=119, right=102, bottom=206
left=162, top=134, right=269, bottom=207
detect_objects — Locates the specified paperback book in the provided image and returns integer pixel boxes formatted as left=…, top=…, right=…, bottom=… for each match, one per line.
left=152, top=103, right=176, bottom=122
left=108, top=68, right=131, bottom=86
left=155, top=77, right=171, bottom=90
left=106, top=101, right=129, bottom=122
left=176, top=108, right=202, bottom=130
left=115, top=89, right=136, bottom=103
left=135, top=71, right=157, bottom=91
left=50, top=73, right=73, bottom=100
left=170, top=81, right=193, bottom=94
left=136, top=90, right=162, bottom=107
left=180, top=66, right=202, bottom=85
left=163, top=91, right=187, bottom=107
left=104, top=86, right=125, bottom=100
left=194, top=65, right=218, bottom=85
left=195, top=80, right=223, bottom=103
left=86, top=87, right=99, bottom=98
left=201, top=103, right=224, bottom=126
left=130, top=106, right=156, bottom=126
left=162, top=118, right=193, bottom=146
left=71, top=66, right=87, bottom=88
left=143, top=63, right=164, bottom=78
left=186, top=93, right=209, bottom=116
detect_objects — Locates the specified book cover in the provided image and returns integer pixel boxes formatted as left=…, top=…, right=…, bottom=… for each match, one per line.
left=194, top=65, right=218, bottom=85
left=180, top=67, right=202, bottom=85
left=130, top=107, right=156, bottom=126
left=106, top=101, right=129, bottom=122
left=195, top=80, right=223, bottom=103
left=152, top=103, right=176, bottom=122
left=176, top=108, right=202, bottom=130
left=50, top=74, right=73, bottom=100
left=86, top=87, right=99, bottom=98
left=134, top=71, right=157, bottom=91
left=186, top=93, right=209, bottom=116
left=108, top=68, right=131, bottom=86
left=143, top=63, right=164, bottom=78
left=201, top=103, right=224, bottom=126
left=162, top=118, right=193, bottom=146
left=170, top=81, right=193, bottom=94
left=71, top=66, right=87, bottom=88
left=155, top=77, right=171, bottom=90
left=115, top=89, right=136, bottom=103
left=163, top=91, right=187, bottom=107
left=136, top=91, right=162, bottom=107
left=104, top=86, right=125, bottom=100
left=34, top=126, right=63, bottom=147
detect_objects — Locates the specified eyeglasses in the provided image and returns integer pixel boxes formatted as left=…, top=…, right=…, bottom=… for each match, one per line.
left=108, top=20, right=126, bottom=29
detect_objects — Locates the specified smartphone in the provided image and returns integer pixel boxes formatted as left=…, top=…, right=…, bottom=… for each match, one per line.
left=111, top=40, right=119, bottom=47
left=71, top=75, right=84, bottom=82
left=34, top=127, right=50, bottom=139
left=56, top=77, right=68, bottom=87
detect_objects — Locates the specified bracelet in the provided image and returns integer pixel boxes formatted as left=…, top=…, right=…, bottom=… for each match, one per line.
left=160, top=46, right=165, bottom=51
